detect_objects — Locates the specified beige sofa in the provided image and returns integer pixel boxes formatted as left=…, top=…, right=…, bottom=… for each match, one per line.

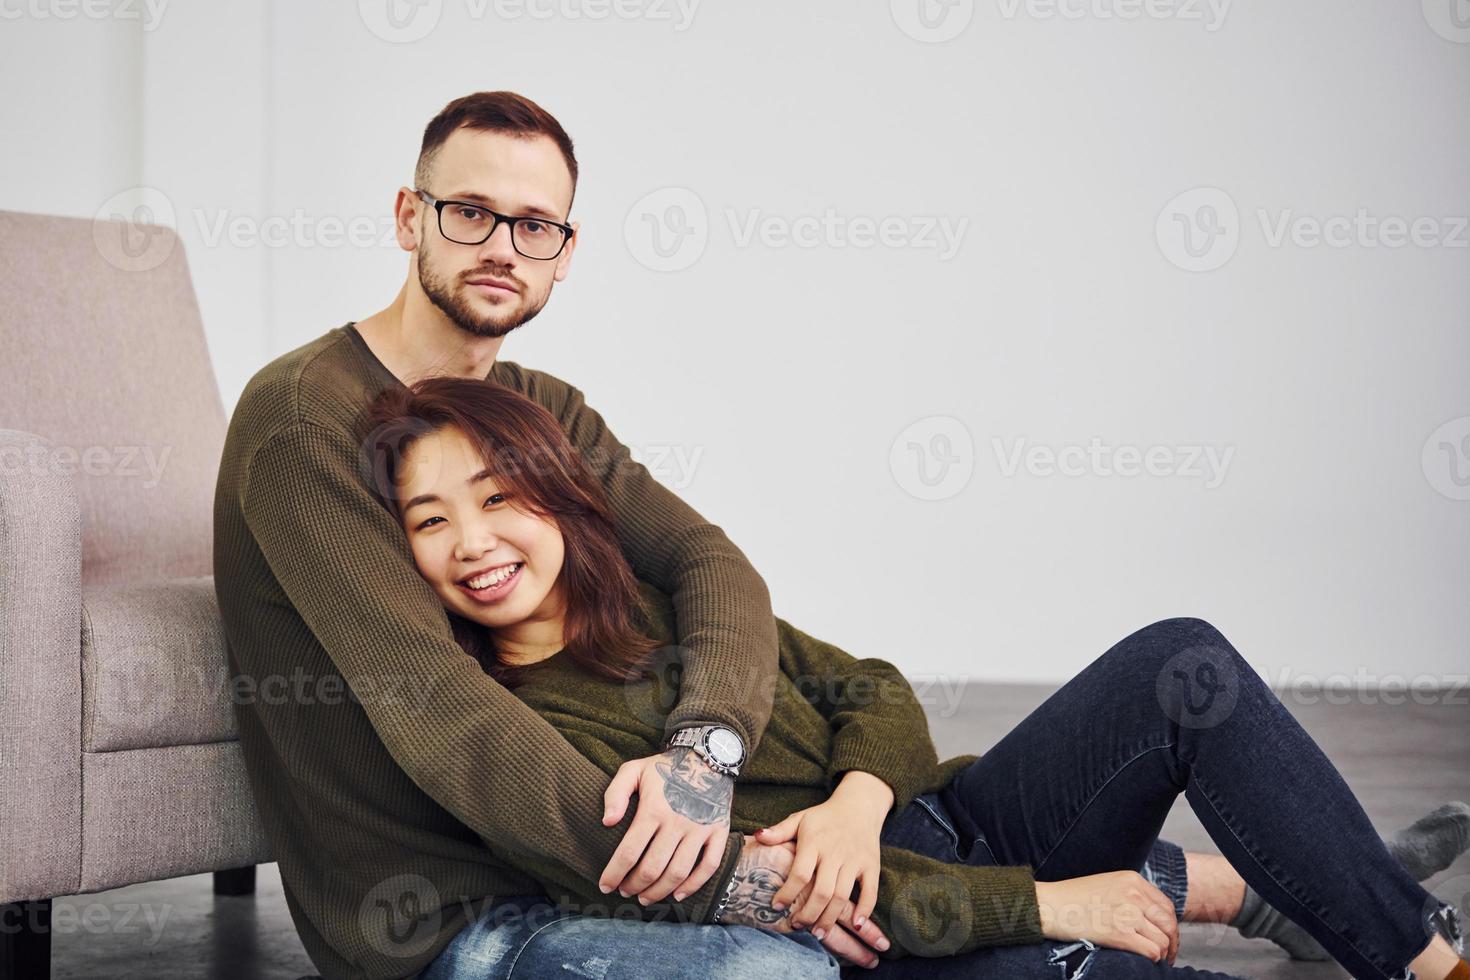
left=0, top=209, right=274, bottom=979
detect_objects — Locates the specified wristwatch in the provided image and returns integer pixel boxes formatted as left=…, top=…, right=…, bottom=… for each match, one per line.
left=666, top=725, right=746, bottom=778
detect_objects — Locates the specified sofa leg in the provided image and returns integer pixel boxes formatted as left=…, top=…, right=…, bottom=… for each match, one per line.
left=213, top=865, right=256, bottom=896
left=0, top=899, right=50, bottom=980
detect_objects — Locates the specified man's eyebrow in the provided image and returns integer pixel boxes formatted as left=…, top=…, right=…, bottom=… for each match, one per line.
left=402, top=467, right=496, bottom=512
left=446, top=191, right=566, bottom=222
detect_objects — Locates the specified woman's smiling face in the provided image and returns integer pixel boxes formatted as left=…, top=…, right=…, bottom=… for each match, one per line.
left=395, top=424, right=565, bottom=632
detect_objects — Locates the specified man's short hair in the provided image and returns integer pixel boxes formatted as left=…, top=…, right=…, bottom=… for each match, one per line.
left=415, top=91, right=578, bottom=209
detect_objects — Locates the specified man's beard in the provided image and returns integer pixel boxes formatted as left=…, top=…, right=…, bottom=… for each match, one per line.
left=418, top=251, right=549, bottom=339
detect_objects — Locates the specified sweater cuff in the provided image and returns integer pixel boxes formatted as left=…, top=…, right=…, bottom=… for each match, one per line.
left=877, top=862, right=1044, bottom=958
left=828, top=733, right=933, bottom=815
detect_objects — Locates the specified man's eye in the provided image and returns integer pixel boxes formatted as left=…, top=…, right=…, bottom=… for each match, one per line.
left=520, top=220, right=546, bottom=234
left=456, top=207, right=487, bottom=222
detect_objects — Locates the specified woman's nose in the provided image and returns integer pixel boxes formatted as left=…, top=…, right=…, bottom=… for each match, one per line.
left=454, top=523, right=498, bottom=560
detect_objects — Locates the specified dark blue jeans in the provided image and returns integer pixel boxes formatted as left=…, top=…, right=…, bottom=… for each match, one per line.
left=857, top=616, right=1458, bottom=980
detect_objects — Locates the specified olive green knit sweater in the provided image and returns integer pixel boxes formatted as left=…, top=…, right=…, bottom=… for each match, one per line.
left=503, top=579, right=1044, bottom=961
left=215, top=324, right=779, bottom=979
left=213, top=323, right=1041, bottom=979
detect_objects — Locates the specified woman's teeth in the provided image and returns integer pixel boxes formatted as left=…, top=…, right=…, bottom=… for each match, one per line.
left=465, top=563, right=522, bottom=590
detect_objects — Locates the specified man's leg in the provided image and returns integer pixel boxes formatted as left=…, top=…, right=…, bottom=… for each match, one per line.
left=417, top=894, right=840, bottom=980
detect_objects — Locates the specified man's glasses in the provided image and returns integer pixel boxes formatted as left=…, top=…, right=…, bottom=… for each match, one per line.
left=415, top=189, right=574, bottom=261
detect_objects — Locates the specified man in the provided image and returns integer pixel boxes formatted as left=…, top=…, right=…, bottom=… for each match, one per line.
left=212, top=91, right=886, bottom=979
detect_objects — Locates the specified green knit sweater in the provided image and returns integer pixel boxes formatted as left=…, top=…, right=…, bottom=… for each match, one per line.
left=505, top=579, right=1044, bottom=961
left=213, top=323, right=1041, bottom=979
left=216, top=324, right=775, bottom=979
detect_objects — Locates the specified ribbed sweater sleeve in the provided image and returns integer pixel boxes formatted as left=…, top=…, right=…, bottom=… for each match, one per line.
left=525, top=364, right=780, bottom=755
left=773, top=617, right=941, bottom=815
left=238, top=419, right=741, bottom=924
left=874, top=845, right=1045, bottom=957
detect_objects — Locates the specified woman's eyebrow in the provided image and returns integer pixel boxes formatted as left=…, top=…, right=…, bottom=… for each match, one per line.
left=402, top=468, right=496, bottom=511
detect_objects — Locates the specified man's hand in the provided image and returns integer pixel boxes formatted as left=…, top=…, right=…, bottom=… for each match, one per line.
left=722, top=835, right=891, bottom=969
left=598, top=746, right=733, bottom=903
left=1035, top=871, right=1180, bottom=965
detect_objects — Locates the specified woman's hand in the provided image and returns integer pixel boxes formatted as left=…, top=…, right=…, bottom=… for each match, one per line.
left=755, top=771, right=894, bottom=939
left=1035, top=871, right=1180, bottom=965
left=725, top=835, right=892, bottom=970
left=597, top=746, right=733, bottom=904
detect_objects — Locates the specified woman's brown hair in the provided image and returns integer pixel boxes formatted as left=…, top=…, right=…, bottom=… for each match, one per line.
left=358, top=376, right=659, bottom=687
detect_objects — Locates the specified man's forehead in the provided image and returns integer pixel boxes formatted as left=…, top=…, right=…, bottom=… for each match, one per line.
left=431, top=128, right=574, bottom=217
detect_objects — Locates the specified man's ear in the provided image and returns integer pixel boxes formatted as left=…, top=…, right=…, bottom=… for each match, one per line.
left=393, top=186, right=422, bottom=253
left=553, top=220, right=581, bottom=282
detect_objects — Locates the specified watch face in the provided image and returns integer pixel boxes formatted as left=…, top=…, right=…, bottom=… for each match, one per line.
left=706, top=728, right=743, bottom=766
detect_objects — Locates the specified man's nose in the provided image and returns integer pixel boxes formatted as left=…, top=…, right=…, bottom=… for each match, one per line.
left=475, top=219, right=518, bottom=267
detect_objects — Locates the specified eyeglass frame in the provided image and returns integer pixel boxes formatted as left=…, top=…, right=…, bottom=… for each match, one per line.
left=413, top=188, right=575, bottom=260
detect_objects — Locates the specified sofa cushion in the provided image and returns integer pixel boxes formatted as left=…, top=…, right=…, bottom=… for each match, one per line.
left=82, top=576, right=237, bottom=752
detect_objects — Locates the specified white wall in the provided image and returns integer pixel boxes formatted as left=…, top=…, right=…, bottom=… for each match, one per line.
left=4, top=0, right=1467, bottom=688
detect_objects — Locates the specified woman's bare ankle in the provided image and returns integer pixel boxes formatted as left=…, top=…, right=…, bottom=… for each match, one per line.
left=1181, top=852, right=1246, bottom=924
left=1408, top=933, right=1463, bottom=980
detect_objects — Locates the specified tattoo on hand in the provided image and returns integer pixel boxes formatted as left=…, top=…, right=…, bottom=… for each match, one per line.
left=722, top=846, right=790, bottom=928
left=655, top=747, right=733, bottom=825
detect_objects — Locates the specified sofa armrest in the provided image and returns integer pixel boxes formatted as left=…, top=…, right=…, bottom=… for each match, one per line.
left=0, top=430, right=83, bottom=903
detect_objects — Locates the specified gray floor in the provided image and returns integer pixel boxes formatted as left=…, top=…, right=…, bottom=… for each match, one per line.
left=49, top=684, right=1470, bottom=979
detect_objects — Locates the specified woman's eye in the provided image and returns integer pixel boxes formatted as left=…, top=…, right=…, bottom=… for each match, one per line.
left=485, top=493, right=507, bottom=507
left=415, top=516, right=443, bottom=531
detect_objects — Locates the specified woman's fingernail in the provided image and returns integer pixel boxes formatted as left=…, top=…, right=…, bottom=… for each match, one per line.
left=673, top=892, right=685, bottom=902
left=876, top=939, right=890, bottom=951
left=854, top=915, right=865, bottom=927
left=812, top=928, right=825, bottom=940
left=598, top=884, right=610, bottom=894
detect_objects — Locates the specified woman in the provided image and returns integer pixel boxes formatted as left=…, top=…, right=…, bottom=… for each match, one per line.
left=360, top=376, right=1468, bottom=980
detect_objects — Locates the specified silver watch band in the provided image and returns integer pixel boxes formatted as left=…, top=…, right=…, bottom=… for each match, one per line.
left=666, top=725, right=744, bottom=776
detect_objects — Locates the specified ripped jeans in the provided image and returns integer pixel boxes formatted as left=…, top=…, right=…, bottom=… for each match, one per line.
left=855, top=617, right=1461, bottom=980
